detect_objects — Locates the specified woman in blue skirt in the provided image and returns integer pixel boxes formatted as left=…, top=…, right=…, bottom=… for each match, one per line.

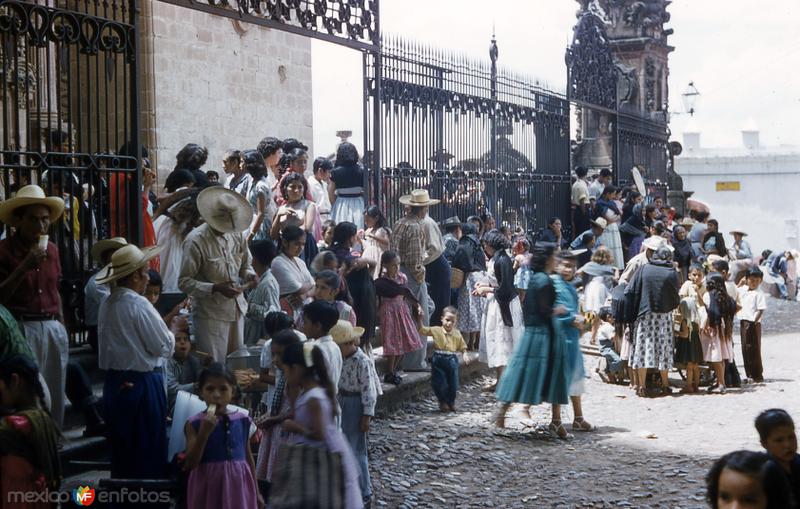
left=495, top=245, right=571, bottom=436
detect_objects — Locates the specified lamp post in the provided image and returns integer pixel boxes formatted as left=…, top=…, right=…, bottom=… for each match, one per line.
left=680, top=82, right=700, bottom=117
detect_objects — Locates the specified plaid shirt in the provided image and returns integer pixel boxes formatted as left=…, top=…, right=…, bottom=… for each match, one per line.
left=391, top=216, right=426, bottom=282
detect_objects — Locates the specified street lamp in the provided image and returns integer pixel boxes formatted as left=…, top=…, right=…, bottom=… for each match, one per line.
left=681, top=82, right=700, bottom=117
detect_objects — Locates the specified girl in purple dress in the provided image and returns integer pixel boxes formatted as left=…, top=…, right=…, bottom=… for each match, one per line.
left=279, top=342, right=363, bottom=508
left=184, top=363, right=260, bottom=509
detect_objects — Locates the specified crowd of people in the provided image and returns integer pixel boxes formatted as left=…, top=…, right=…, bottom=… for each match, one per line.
left=0, top=137, right=797, bottom=508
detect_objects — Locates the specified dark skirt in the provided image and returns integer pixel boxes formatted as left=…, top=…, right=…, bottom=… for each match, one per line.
left=346, top=267, right=377, bottom=344
left=675, top=324, right=704, bottom=364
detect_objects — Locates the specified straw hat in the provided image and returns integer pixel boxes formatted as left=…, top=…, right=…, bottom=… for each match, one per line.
left=0, top=185, right=65, bottom=227
left=642, top=236, right=673, bottom=252
left=590, top=217, right=608, bottom=230
left=330, top=320, right=365, bottom=345
left=729, top=229, right=748, bottom=237
left=90, top=237, right=128, bottom=263
left=399, top=189, right=440, bottom=207
left=441, top=216, right=461, bottom=227
left=196, top=186, right=253, bottom=233
left=96, top=244, right=164, bottom=285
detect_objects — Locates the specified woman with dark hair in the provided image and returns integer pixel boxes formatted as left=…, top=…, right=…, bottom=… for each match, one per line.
left=621, top=190, right=643, bottom=224
left=244, top=239, right=280, bottom=344
left=240, top=150, right=272, bottom=242
left=222, top=149, right=248, bottom=196
left=625, top=246, right=681, bottom=397
left=329, top=142, right=366, bottom=229
left=480, top=213, right=496, bottom=235
left=619, top=203, right=647, bottom=262
left=271, top=226, right=315, bottom=317
left=495, top=245, right=571, bottom=435
left=270, top=172, right=321, bottom=246
left=453, top=222, right=487, bottom=350
left=595, top=185, right=624, bottom=269
left=672, top=225, right=693, bottom=281
left=175, top=143, right=210, bottom=188
left=164, top=169, right=196, bottom=194
left=706, top=450, right=794, bottom=509
left=472, top=230, right=523, bottom=391
left=331, top=222, right=377, bottom=349
left=690, top=210, right=710, bottom=257
left=467, top=215, right=484, bottom=237
left=703, top=219, right=727, bottom=257
left=539, top=217, right=568, bottom=250
left=362, top=205, right=391, bottom=279
left=700, top=272, right=736, bottom=394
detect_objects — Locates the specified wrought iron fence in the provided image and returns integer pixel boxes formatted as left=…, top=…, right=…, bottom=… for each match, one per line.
left=0, top=0, right=141, bottom=342
left=364, top=36, right=571, bottom=236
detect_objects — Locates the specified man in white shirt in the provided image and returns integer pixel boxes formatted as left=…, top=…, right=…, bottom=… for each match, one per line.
left=309, top=157, right=333, bottom=221
left=180, top=187, right=257, bottom=362
left=737, top=267, right=768, bottom=383
left=97, top=243, right=175, bottom=480
left=84, top=237, right=127, bottom=350
left=571, top=166, right=591, bottom=236
left=588, top=168, right=612, bottom=201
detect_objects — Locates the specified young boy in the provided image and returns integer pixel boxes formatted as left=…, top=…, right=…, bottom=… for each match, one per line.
left=755, top=408, right=800, bottom=503
left=738, top=267, right=768, bottom=383
left=418, top=306, right=467, bottom=412
left=301, top=300, right=343, bottom=388
left=332, top=320, right=376, bottom=508
left=165, top=328, right=202, bottom=415
left=595, top=307, right=624, bottom=384
left=295, top=271, right=357, bottom=331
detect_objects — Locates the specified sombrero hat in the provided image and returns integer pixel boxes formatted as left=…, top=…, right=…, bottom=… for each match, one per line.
left=399, top=189, right=440, bottom=207
left=441, top=216, right=461, bottom=227
left=196, top=186, right=253, bottom=233
left=729, top=229, right=748, bottom=237
left=0, top=185, right=65, bottom=227
left=330, top=320, right=365, bottom=345
left=90, top=237, right=128, bottom=263
left=642, top=235, right=674, bottom=252
left=96, top=244, right=164, bottom=285
left=590, top=217, right=608, bottom=230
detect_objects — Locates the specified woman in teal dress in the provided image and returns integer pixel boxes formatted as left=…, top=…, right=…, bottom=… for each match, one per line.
left=552, top=251, right=594, bottom=437
left=495, top=245, right=571, bottom=435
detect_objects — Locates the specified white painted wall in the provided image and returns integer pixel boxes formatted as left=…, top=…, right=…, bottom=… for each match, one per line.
left=676, top=151, right=800, bottom=255
left=149, top=2, right=313, bottom=181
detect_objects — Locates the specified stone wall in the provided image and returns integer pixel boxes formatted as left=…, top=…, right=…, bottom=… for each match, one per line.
left=144, top=1, right=313, bottom=185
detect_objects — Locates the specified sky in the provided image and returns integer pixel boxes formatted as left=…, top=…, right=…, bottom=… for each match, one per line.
left=311, top=0, right=800, bottom=156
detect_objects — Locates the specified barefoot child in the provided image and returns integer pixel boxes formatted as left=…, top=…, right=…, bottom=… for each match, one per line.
left=418, top=306, right=468, bottom=412
left=375, top=251, right=423, bottom=385
left=673, top=298, right=703, bottom=394
left=755, top=408, right=800, bottom=503
left=333, top=320, right=377, bottom=508
left=595, top=307, right=624, bottom=384
left=0, top=356, right=61, bottom=503
left=183, top=363, right=260, bottom=509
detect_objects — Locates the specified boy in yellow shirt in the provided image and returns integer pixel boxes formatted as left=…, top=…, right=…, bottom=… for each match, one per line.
left=418, top=306, right=468, bottom=412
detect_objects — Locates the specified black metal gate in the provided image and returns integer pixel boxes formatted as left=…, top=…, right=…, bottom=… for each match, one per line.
left=0, top=0, right=142, bottom=333
left=364, top=36, right=572, bottom=236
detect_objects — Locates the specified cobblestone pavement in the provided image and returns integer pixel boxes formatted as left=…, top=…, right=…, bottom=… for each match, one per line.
left=369, top=297, right=800, bottom=508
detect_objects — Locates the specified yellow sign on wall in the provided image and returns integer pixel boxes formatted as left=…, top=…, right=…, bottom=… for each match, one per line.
left=716, top=181, right=741, bottom=192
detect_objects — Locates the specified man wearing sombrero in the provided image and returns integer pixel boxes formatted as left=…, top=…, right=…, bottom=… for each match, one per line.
left=179, top=187, right=257, bottom=362
left=391, top=189, right=438, bottom=371
left=729, top=229, right=753, bottom=281
left=84, top=237, right=128, bottom=351
left=96, top=242, right=174, bottom=479
left=0, top=184, right=69, bottom=427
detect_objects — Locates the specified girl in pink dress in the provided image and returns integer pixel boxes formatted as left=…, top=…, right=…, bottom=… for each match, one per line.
left=375, top=251, right=423, bottom=385
left=184, top=363, right=260, bottom=509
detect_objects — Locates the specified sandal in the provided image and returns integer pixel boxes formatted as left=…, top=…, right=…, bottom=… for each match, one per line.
left=548, top=420, right=569, bottom=440
left=635, top=387, right=647, bottom=398
left=494, top=412, right=506, bottom=429
left=572, top=417, right=594, bottom=432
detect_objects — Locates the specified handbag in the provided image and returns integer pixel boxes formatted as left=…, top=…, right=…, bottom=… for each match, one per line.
left=270, top=443, right=345, bottom=509
left=450, top=267, right=465, bottom=289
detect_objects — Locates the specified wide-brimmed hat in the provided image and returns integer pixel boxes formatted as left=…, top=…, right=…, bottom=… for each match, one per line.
left=90, top=237, right=128, bottom=263
left=0, top=185, right=65, bottom=227
left=330, top=320, right=365, bottom=345
left=441, top=216, right=461, bottom=227
left=96, top=244, right=164, bottom=285
left=197, top=186, right=253, bottom=233
left=680, top=218, right=696, bottom=228
left=399, top=189, right=440, bottom=207
left=729, top=229, right=748, bottom=237
left=591, top=217, right=608, bottom=230
left=642, top=236, right=674, bottom=252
